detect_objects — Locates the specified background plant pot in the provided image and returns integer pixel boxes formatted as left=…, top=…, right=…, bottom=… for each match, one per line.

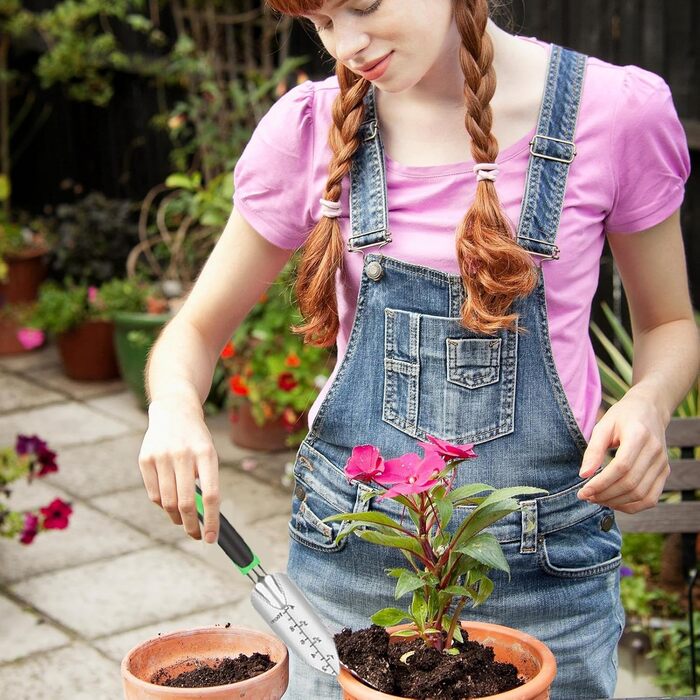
left=338, top=621, right=557, bottom=700
left=113, top=311, right=170, bottom=408
left=56, top=319, right=120, bottom=381
left=0, top=247, right=48, bottom=304
left=121, top=625, right=289, bottom=699
left=229, top=404, right=304, bottom=451
left=0, top=309, right=41, bottom=355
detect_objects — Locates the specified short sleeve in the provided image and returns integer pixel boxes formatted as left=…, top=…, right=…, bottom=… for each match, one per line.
left=605, top=67, right=691, bottom=233
left=233, top=81, right=316, bottom=249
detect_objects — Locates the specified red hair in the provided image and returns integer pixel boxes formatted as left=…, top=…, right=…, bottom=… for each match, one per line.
left=266, top=0, right=537, bottom=345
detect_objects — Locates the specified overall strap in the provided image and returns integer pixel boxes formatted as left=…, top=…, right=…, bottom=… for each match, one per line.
left=348, top=85, right=391, bottom=252
left=516, top=45, right=587, bottom=259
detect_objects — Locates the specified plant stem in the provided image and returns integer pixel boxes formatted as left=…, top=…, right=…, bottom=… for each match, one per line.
left=444, top=596, right=469, bottom=649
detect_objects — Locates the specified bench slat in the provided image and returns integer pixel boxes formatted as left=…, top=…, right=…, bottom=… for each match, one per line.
left=665, top=417, right=700, bottom=448
left=616, top=502, right=700, bottom=534
left=666, top=459, right=700, bottom=490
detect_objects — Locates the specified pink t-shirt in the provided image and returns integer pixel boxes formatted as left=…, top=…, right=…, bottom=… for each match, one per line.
left=233, top=37, right=690, bottom=441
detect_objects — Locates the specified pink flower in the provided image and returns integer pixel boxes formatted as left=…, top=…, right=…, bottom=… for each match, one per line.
left=418, top=434, right=477, bottom=461
left=375, top=450, right=445, bottom=500
left=344, top=445, right=385, bottom=482
left=19, top=513, right=39, bottom=545
left=16, top=328, right=44, bottom=350
left=87, top=286, right=98, bottom=304
left=40, top=499, right=73, bottom=530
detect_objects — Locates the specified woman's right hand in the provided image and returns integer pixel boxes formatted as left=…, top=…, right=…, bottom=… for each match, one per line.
left=138, top=399, right=220, bottom=543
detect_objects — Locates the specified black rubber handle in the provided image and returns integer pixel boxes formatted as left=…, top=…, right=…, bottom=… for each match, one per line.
left=194, top=484, right=258, bottom=573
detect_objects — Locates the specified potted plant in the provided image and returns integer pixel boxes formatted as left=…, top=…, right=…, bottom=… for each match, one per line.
left=0, top=211, right=50, bottom=354
left=121, top=625, right=288, bottom=699
left=22, top=278, right=158, bottom=381
left=0, top=434, right=73, bottom=544
left=323, top=436, right=555, bottom=699
left=220, top=256, right=334, bottom=451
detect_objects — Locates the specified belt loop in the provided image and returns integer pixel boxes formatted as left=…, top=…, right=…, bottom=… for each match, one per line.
left=520, top=500, right=538, bottom=554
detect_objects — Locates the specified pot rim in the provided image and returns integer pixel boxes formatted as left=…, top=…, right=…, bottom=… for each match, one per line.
left=120, top=625, right=288, bottom=694
left=338, top=620, right=557, bottom=699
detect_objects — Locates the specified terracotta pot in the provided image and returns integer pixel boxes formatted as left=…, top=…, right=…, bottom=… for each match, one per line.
left=0, top=247, right=48, bottom=305
left=0, top=309, right=43, bottom=355
left=121, top=626, right=289, bottom=699
left=338, top=621, right=557, bottom=700
left=56, top=319, right=120, bottom=381
left=229, top=404, right=306, bottom=452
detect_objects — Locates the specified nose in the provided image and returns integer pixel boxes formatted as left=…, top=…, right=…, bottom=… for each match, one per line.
left=333, top=23, right=370, bottom=65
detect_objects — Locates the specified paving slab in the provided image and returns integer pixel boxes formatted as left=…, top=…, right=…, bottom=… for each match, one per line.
left=0, top=401, right=132, bottom=448
left=0, top=594, right=70, bottom=663
left=178, top=512, right=290, bottom=578
left=46, top=432, right=145, bottom=499
left=86, top=391, right=149, bottom=431
left=0, top=476, right=71, bottom=513
left=0, top=371, right=64, bottom=414
left=0, top=501, right=151, bottom=584
left=12, top=546, right=246, bottom=638
left=93, top=603, right=246, bottom=663
left=29, top=365, right=125, bottom=400
left=0, top=642, right=121, bottom=699
left=0, top=345, right=61, bottom=373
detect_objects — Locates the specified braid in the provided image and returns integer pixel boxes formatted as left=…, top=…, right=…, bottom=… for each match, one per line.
left=292, top=64, right=370, bottom=346
left=454, top=0, right=537, bottom=334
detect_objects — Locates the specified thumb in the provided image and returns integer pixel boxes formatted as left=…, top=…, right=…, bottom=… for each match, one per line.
left=579, top=418, right=614, bottom=478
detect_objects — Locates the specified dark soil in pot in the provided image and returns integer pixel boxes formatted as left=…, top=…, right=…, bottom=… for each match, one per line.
left=335, top=625, right=523, bottom=699
left=151, top=652, right=275, bottom=688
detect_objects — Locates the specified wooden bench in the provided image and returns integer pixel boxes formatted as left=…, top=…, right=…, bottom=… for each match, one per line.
left=616, top=417, right=700, bottom=695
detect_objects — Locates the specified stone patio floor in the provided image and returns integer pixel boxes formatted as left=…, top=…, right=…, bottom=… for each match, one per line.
left=0, top=345, right=663, bottom=698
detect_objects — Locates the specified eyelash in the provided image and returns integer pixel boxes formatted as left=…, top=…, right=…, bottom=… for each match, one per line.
left=315, top=0, right=382, bottom=32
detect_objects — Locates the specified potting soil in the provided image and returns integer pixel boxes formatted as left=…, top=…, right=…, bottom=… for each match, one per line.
left=151, top=652, right=274, bottom=688
left=335, top=625, right=524, bottom=699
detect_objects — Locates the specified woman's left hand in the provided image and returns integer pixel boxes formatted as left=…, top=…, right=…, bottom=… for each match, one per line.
left=577, top=389, right=670, bottom=513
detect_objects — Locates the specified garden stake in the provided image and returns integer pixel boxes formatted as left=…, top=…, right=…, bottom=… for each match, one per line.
left=194, top=484, right=340, bottom=677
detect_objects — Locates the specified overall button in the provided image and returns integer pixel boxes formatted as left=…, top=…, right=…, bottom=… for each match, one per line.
left=294, top=485, right=306, bottom=501
left=600, top=513, right=615, bottom=532
left=365, top=260, right=383, bottom=281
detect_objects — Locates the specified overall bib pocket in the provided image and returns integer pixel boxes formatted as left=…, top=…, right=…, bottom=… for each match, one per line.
left=288, top=441, right=369, bottom=553
left=382, top=308, right=517, bottom=444
left=537, top=508, right=622, bottom=578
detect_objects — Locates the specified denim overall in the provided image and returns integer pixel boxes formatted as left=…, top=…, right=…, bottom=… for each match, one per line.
left=282, top=46, right=624, bottom=700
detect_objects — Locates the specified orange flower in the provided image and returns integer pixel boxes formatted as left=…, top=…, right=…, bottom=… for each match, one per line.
left=284, top=352, right=301, bottom=368
left=220, top=341, right=235, bottom=359
left=281, top=407, right=298, bottom=427
left=258, top=292, right=268, bottom=304
left=229, top=375, right=249, bottom=396
left=261, top=402, right=274, bottom=419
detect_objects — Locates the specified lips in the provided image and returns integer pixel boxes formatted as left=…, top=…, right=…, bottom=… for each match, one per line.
left=356, top=52, right=393, bottom=81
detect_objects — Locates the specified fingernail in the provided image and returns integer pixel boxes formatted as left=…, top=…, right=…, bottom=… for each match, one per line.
left=579, top=488, right=592, bottom=499
left=205, top=531, right=217, bottom=544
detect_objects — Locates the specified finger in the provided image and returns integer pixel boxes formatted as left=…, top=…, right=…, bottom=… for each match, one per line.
left=589, top=449, right=660, bottom=503
left=174, top=452, right=201, bottom=540
left=579, top=419, right=616, bottom=479
left=608, top=465, right=669, bottom=514
left=579, top=433, right=644, bottom=499
left=156, top=457, right=183, bottom=526
left=138, top=454, right=161, bottom=507
left=196, top=446, right=220, bottom=544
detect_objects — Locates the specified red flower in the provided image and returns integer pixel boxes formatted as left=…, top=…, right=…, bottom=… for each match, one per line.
left=37, top=448, right=58, bottom=476
left=344, top=445, right=385, bottom=483
left=229, top=375, right=249, bottom=396
left=40, top=499, right=73, bottom=530
left=284, top=352, right=301, bottom=368
left=220, top=341, right=235, bottom=360
left=19, top=513, right=39, bottom=545
left=277, top=372, right=298, bottom=391
left=417, top=434, right=477, bottom=461
left=375, top=450, right=445, bottom=501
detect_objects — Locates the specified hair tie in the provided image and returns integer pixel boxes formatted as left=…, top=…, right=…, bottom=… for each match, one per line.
left=472, top=162, right=499, bottom=182
left=319, top=198, right=341, bottom=219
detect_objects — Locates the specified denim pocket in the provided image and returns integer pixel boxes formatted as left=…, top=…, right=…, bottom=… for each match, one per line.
left=537, top=508, right=622, bottom=579
left=382, top=308, right=517, bottom=444
left=288, top=441, right=369, bottom=553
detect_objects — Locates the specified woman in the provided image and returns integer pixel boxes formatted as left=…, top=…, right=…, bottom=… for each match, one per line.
left=138, top=1, right=698, bottom=697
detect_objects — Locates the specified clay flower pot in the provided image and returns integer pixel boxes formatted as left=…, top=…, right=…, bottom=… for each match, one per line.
left=338, top=621, right=557, bottom=700
left=229, top=404, right=307, bottom=452
left=121, top=626, right=289, bottom=699
left=56, top=319, right=120, bottom=381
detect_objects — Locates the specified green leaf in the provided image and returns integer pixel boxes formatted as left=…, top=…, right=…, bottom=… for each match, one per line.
left=370, top=607, right=411, bottom=627
left=442, top=585, right=473, bottom=597
left=596, top=358, right=629, bottom=402
left=453, top=502, right=520, bottom=548
left=395, top=570, right=426, bottom=599
left=590, top=320, right=633, bottom=385
left=391, top=629, right=420, bottom=638
left=473, top=575, right=495, bottom=606
left=321, top=511, right=405, bottom=530
left=601, top=302, right=634, bottom=360
left=448, top=483, right=493, bottom=504
left=454, top=532, right=511, bottom=577
left=385, top=567, right=410, bottom=579
left=434, top=497, right=454, bottom=529
left=357, top=530, right=425, bottom=558
left=478, top=486, right=548, bottom=509
left=411, top=591, right=428, bottom=627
